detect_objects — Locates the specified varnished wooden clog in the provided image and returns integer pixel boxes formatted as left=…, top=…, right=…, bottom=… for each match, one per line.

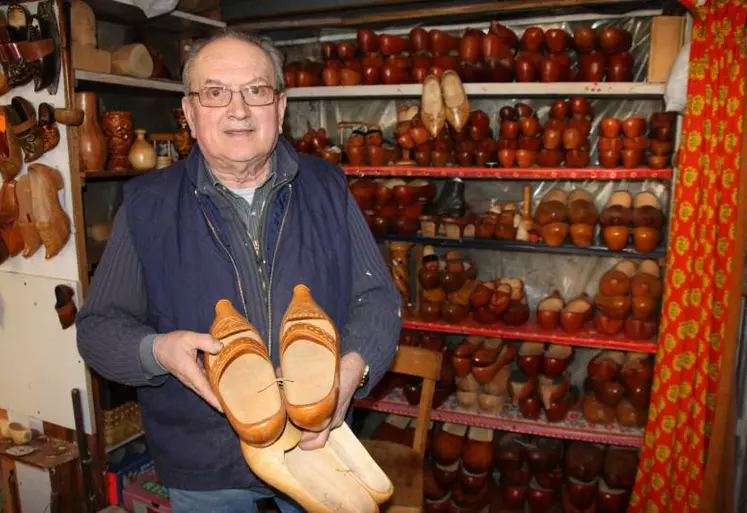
left=279, top=285, right=340, bottom=431
left=208, top=299, right=286, bottom=447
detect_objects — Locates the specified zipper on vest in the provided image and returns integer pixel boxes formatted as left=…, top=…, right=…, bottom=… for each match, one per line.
left=198, top=199, right=249, bottom=320
left=266, top=184, right=293, bottom=361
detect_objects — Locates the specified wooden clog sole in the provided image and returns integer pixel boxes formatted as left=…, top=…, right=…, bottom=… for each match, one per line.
left=206, top=336, right=282, bottom=427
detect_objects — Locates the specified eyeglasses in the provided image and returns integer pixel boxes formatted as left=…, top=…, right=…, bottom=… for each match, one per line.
left=188, top=85, right=279, bottom=108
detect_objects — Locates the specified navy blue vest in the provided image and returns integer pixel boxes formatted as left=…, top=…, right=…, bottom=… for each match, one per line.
left=123, top=139, right=352, bottom=490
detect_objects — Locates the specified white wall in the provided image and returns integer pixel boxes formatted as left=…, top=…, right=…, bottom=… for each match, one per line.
left=0, top=2, right=93, bottom=436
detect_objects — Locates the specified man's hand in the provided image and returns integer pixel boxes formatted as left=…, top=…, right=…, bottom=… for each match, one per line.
left=298, top=352, right=366, bottom=450
left=153, top=330, right=224, bottom=412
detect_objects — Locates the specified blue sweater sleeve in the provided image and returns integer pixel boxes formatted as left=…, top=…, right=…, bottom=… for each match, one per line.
left=76, top=206, right=167, bottom=387
left=340, top=191, right=402, bottom=396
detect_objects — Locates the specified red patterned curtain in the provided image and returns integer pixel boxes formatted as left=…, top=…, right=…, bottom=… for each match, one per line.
left=630, top=1, right=747, bottom=511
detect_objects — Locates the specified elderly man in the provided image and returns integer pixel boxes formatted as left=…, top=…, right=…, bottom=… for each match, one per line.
left=77, top=29, right=401, bottom=512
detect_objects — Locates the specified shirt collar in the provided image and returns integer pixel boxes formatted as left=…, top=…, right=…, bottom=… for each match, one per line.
left=197, top=151, right=277, bottom=196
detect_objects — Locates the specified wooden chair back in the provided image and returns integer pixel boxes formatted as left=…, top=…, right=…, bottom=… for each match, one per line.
left=388, top=345, right=442, bottom=458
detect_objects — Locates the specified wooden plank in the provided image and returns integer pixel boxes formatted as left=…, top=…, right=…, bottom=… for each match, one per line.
left=75, top=70, right=183, bottom=92
left=286, top=82, right=667, bottom=99
left=1, top=457, right=19, bottom=513
left=0, top=437, right=78, bottom=471
left=413, top=378, right=435, bottom=457
left=698, top=68, right=747, bottom=513
left=390, top=346, right=442, bottom=381
left=232, top=0, right=636, bottom=30
left=43, top=421, right=105, bottom=512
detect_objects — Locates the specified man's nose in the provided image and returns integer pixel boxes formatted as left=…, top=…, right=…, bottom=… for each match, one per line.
left=226, top=90, right=250, bottom=118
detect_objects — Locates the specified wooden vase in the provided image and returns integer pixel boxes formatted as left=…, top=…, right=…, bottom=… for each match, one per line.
left=102, top=110, right=134, bottom=171
left=128, top=129, right=156, bottom=171
left=389, top=242, right=414, bottom=317
left=173, top=108, right=195, bottom=160
left=75, top=92, right=107, bottom=172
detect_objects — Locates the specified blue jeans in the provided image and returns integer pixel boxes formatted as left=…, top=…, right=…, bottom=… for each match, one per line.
left=169, top=487, right=304, bottom=513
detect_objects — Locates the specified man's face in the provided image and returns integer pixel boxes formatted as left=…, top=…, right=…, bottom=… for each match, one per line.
left=182, top=38, right=287, bottom=170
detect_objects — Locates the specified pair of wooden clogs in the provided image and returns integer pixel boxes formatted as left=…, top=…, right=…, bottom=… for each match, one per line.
left=0, top=162, right=70, bottom=263
left=208, top=285, right=394, bottom=512
left=207, top=284, right=341, bottom=445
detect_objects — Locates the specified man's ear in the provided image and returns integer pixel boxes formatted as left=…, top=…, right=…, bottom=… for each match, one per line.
left=276, top=91, right=287, bottom=135
left=182, top=95, right=196, bottom=138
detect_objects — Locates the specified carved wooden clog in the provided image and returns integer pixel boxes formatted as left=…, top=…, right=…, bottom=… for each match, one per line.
left=279, top=284, right=340, bottom=431
left=7, top=97, right=44, bottom=162
left=441, top=71, right=470, bottom=133
left=28, top=163, right=70, bottom=258
left=207, top=299, right=286, bottom=447
left=15, top=173, right=40, bottom=257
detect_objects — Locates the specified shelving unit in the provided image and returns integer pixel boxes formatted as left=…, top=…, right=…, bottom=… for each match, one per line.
left=355, top=387, right=643, bottom=447
left=83, top=0, right=225, bottom=37
left=402, top=318, right=658, bottom=353
left=75, top=70, right=183, bottom=93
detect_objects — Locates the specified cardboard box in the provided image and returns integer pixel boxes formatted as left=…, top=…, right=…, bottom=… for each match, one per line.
left=648, top=16, right=686, bottom=83
left=106, top=446, right=154, bottom=506
left=123, top=472, right=171, bottom=513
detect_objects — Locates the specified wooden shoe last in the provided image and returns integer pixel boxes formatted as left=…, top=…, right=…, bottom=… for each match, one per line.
left=207, top=299, right=286, bottom=447
left=279, top=285, right=340, bottom=431
left=420, top=74, right=445, bottom=138
left=28, top=163, right=70, bottom=258
left=242, top=421, right=391, bottom=513
left=16, top=173, right=40, bottom=257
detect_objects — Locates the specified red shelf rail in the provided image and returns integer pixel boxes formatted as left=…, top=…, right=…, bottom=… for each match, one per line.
left=342, top=166, right=673, bottom=180
left=403, top=317, right=658, bottom=353
left=355, top=388, right=643, bottom=448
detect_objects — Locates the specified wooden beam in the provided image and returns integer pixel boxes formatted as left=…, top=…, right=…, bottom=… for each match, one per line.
left=230, top=0, right=638, bottom=30
left=698, top=71, right=747, bottom=513
left=58, top=1, right=108, bottom=509
left=228, top=0, right=432, bottom=23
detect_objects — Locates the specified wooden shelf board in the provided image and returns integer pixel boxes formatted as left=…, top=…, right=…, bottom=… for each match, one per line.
left=75, top=70, right=183, bottom=93
left=376, top=234, right=667, bottom=259
left=84, top=0, right=225, bottom=36
left=343, top=165, right=673, bottom=180
left=105, top=431, right=144, bottom=454
left=0, top=436, right=78, bottom=470
left=403, top=317, right=658, bottom=353
left=287, top=82, right=666, bottom=100
left=355, top=387, right=643, bottom=447
left=81, top=168, right=156, bottom=179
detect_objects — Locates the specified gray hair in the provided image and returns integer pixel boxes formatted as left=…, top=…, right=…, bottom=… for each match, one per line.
left=181, top=28, right=286, bottom=95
